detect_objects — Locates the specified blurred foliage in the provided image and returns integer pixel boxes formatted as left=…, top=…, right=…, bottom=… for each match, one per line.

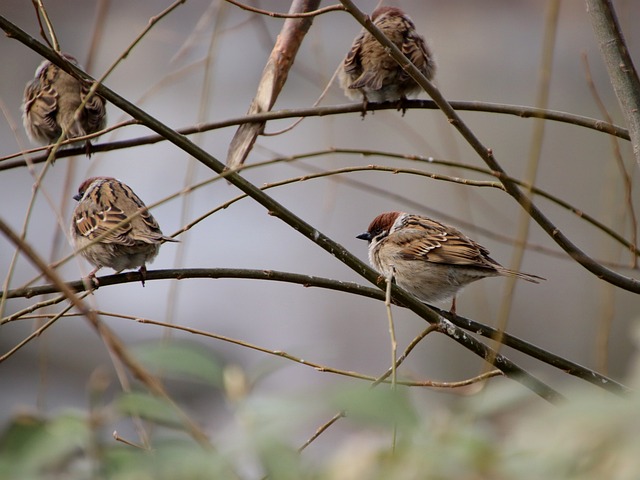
left=132, top=340, right=224, bottom=387
left=1, top=337, right=639, bottom=479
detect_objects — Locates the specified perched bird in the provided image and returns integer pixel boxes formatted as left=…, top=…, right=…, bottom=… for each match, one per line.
left=357, top=212, right=544, bottom=312
left=339, top=6, right=435, bottom=111
left=70, top=177, right=176, bottom=286
left=23, top=54, right=107, bottom=156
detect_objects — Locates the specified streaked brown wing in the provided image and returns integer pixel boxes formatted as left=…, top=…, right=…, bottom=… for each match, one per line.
left=395, top=223, right=496, bottom=269
left=115, top=182, right=165, bottom=241
left=80, top=84, right=107, bottom=133
left=400, top=22, right=432, bottom=82
left=138, top=208, right=163, bottom=237
left=24, top=83, right=59, bottom=134
left=343, top=33, right=364, bottom=76
left=393, top=228, right=445, bottom=258
left=73, top=204, right=135, bottom=246
left=423, top=235, right=493, bottom=267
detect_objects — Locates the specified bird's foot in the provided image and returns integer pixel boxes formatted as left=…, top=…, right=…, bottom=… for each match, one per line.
left=396, top=96, right=410, bottom=116
left=138, top=265, right=147, bottom=287
left=448, top=297, right=457, bottom=317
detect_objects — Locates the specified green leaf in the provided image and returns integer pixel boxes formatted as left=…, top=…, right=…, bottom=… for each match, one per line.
left=115, top=392, right=182, bottom=428
left=131, top=341, right=223, bottom=386
left=257, top=439, right=305, bottom=480
left=0, top=412, right=89, bottom=477
left=331, top=385, right=418, bottom=429
left=103, top=440, right=232, bottom=480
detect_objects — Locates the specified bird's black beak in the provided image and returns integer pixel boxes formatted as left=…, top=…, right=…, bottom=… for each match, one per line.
left=356, top=232, right=372, bottom=242
left=73, top=193, right=82, bottom=201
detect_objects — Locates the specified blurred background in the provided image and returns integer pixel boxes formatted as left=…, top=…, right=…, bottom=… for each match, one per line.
left=1, top=0, right=639, bottom=467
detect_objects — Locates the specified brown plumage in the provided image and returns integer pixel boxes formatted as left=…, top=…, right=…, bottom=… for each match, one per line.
left=357, top=212, right=544, bottom=311
left=339, top=6, right=435, bottom=108
left=23, top=54, right=106, bottom=155
left=70, top=177, right=176, bottom=285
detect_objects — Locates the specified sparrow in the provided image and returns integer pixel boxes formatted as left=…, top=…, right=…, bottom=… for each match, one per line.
left=23, top=54, right=107, bottom=156
left=339, top=6, right=435, bottom=112
left=357, top=212, right=544, bottom=312
left=70, top=177, right=177, bottom=286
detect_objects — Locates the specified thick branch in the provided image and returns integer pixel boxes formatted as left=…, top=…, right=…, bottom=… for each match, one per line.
left=1, top=268, right=628, bottom=396
left=586, top=0, right=640, bottom=165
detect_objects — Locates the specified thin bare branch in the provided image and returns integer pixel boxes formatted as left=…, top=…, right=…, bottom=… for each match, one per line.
left=13, top=155, right=635, bottom=301
left=371, top=325, right=438, bottom=388
left=32, top=0, right=59, bottom=51
left=113, top=431, right=148, bottom=450
left=384, top=269, right=398, bottom=389
left=224, top=0, right=344, bottom=18
left=289, top=155, right=639, bottom=266
left=0, top=100, right=629, bottom=170
left=298, top=411, right=345, bottom=452
left=134, top=317, right=500, bottom=389
left=0, top=294, right=87, bottom=362
left=1, top=294, right=69, bottom=324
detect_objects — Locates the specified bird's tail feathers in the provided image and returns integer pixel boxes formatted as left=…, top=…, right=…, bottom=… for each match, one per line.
left=501, top=268, right=545, bottom=284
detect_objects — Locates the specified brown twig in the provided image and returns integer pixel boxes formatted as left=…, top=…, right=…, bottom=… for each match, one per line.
left=31, top=0, right=58, bottom=51
left=289, top=156, right=639, bottom=268
left=371, top=325, right=439, bottom=388
left=224, top=0, right=344, bottom=18
left=133, top=317, right=499, bottom=388
left=0, top=293, right=87, bottom=362
left=298, top=411, right=345, bottom=452
left=1, top=294, right=69, bottom=324
left=0, top=100, right=629, bottom=170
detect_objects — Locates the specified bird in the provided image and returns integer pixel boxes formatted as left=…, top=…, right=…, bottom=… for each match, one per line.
left=357, top=212, right=544, bottom=312
left=22, top=53, right=107, bottom=156
left=339, top=6, right=436, bottom=112
left=70, top=177, right=177, bottom=286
